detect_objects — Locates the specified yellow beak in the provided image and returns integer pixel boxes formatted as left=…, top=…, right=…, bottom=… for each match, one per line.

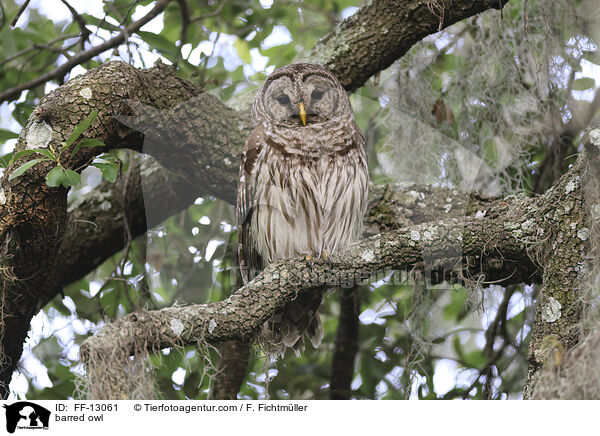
left=298, top=102, right=307, bottom=126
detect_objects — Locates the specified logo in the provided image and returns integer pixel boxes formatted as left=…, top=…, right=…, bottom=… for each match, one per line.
left=3, top=402, right=50, bottom=433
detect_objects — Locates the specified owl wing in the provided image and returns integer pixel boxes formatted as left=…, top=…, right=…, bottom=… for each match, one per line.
left=237, top=124, right=265, bottom=284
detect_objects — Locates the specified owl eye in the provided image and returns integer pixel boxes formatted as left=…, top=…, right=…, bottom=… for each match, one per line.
left=311, top=89, right=324, bottom=101
left=276, top=94, right=291, bottom=105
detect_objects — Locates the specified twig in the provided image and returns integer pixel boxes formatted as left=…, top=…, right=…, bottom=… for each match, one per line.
left=177, top=0, right=190, bottom=48
left=460, top=285, right=517, bottom=399
left=0, top=0, right=173, bottom=103
left=198, top=31, right=220, bottom=88
left=109, top=0, right=141, bottom=63
left=190, top=0, right=227, bottom=22
left=59, top=0, right=91, bottom=50
left=0, top=0, right=7, bottom=29
left=0, top=34, right=79, bottom=67
left=117, top=0, right=140, bottom=26
left=10, top=0, right=30, bottom=27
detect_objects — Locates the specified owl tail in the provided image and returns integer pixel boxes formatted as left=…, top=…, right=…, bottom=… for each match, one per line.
left=269, top=291, right=324, bottom=356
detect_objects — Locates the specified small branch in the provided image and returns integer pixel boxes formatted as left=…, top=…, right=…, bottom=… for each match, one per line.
left=80, top=203, right=544, bottom=363
left=0, top=0, right=7, bottom=29
left=208, top=340, right=251, bottom=400
left=177, top=0, right=190, bottom=47
left=190, top=0, right=228, bottom=22
left=0, top=34, right=80, bottom=67
left=59, top=0, right=91, bottom=49
left=481, top=285, right=517, bottom=399
left=115, top=0, right=141, bottom=26
left=10, top=0, right=30, bottom=27
left=310, top=0, right=509, bottom=91
left=0, top=0, right=173, bottom=102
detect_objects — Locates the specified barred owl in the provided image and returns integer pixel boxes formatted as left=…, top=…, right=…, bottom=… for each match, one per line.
left=237, top=63, right=369, bottom=352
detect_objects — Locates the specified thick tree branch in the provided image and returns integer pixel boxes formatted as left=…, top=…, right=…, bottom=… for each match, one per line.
left=523, top=129, right=600, bottom=397
left=81, top=185, right=548, bottom=364
left=79, top=141, right=600, bottom=399
left=0, top=0, right=509, bottom=101
left=311, top=0, right=509, bottom=91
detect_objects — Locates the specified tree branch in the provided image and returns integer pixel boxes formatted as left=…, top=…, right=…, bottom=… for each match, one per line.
left=81, top=183, right=550, bottom=363
left=59, top=0, right=91, bottom=50
left=0, top=0, right=173, bottom=102
left=330, top=286, right=360, bottom=400
left=523, top=129, right=600, bottom=397
left=311, top=0, right=509, bottom=91
left=79, top=141, right=600, bottom=399
left=10, top=0, right=31, bottom=28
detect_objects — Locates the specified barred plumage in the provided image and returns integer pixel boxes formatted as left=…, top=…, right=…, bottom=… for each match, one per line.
left=237, top=63, right=369, bottom=351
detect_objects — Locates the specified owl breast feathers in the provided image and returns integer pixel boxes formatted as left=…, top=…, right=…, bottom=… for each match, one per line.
left=237, top=63, right=369, bottom=352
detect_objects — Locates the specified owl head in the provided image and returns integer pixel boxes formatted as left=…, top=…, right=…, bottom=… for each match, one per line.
left=253, top=63, right=351, bottom=127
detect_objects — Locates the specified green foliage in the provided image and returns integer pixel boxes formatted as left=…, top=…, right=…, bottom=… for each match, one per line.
left=45, top=166, right=80, bottom=188
left=8, top=157, right=47, bottom=180
left=7, top=109, right=118, bottom=188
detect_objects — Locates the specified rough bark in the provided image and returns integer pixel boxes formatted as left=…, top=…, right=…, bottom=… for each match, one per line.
left=311, top=0, right=509, bottom=92
left=81, top=181, right=552, bottom=363
left=208, top=339, right=251, bottom=400
left=523, top=129, right=600, bottom=397
left=79, top=147, right=595, bottom=398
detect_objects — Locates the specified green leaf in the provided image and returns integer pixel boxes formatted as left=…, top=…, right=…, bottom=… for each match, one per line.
left=71, top=137, right=105, bottom=157
left=13, top=102, right=34, bottom=126
left=138, top=31, right=177, bottom=54
left=443, top=288, right=469, bottom=321
left=8, top=158, right=49, bottom=181
left=45, top=166, right=65, bottom=187
left=62, top=169, right=81, bottom=187
left=583, top=50, right=600, bottom=65
left=234, top=38, right=252, bottom=64
left=32, top=148, right=56, bottom=159
left=0, top=129, right=19, bottom=142
left=45, top=166, right=80, bottom=187
left=0, top=153, right=13, bottom=168
left=10, top=149, right=55, bottom=167
left=65, top=109, right=99, bottom=148
left=79, top=138, right=105, bottom=148
left=11, top=149, right=39, bottom=162
left=81, top=13, right=120, bottom=32
left=91, top=162, right=118, bottom=183
left=572, top=77, right=595, bottom=91
left=464, top=350, right=487, bottom=369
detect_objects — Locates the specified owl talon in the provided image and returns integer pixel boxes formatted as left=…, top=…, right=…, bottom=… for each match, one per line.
left=304, top=255, right=314, bottom=271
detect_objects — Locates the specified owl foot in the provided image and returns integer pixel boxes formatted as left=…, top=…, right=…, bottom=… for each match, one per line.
left=304, top=254, right=315, bottom=271
left=320, top=249, right=331, bottom=263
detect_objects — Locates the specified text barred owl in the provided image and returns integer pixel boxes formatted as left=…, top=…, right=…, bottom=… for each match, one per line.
left=237, top=63, right=369, bottom=352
